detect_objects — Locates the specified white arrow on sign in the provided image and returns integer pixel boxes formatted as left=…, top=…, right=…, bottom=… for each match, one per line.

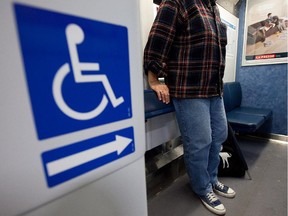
left=46, top=135, right=132, bottom=176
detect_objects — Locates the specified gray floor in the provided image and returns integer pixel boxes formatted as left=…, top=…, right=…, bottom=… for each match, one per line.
left=148, top=136, right=287, bottom=216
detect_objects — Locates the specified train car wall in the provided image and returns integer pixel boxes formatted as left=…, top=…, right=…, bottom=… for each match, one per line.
left=236, top=0, right=287, bottom=135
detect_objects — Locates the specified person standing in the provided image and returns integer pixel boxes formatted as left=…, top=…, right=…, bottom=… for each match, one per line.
left=143, top=0, right=236, bottom=215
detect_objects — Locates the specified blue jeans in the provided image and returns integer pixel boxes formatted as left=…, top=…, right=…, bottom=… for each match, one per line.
left=172, top=97, right=228, bottom=196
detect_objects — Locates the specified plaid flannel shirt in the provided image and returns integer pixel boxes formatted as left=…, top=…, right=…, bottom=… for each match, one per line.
left=143, top=0, right=227, bottom=98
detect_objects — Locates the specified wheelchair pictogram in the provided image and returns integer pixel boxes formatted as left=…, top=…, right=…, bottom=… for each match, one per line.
left=52, top=24, right=124, bottom=120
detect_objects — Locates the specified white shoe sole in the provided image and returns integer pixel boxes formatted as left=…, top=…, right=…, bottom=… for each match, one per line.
left=200, top=199, right=226, bottom=215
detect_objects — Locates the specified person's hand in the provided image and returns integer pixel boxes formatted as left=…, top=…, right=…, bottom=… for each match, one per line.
left=148, top=71, right=170, bottom=104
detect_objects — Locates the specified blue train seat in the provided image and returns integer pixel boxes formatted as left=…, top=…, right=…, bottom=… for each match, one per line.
left=144, top=90, right=175, bottom=120
left=223, top=82, right=272, bottom=133
left=144, top=89, right=180, bottom=151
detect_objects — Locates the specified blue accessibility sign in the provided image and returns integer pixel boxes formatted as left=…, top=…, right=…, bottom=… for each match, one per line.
left=42, top=127, right=135, bottom=187
left=14, top=4, right=132, bottom=140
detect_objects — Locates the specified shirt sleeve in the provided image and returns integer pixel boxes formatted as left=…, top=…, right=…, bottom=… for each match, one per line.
left=143, top=0, right=179, bottom=77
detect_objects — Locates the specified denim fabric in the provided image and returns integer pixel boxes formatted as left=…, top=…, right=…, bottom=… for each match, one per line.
left=172, top=97, right=228, bottom=196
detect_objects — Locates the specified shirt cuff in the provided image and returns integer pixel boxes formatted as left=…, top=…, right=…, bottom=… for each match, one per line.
left=144, top=61, right=167, bottom=77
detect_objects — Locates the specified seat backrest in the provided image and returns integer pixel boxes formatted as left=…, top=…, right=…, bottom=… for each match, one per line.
left=223, top=82, right=242, bottom=112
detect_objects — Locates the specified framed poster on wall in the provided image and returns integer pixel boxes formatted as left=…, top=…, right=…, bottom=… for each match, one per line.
left=242, top=0, right=288, bottom=66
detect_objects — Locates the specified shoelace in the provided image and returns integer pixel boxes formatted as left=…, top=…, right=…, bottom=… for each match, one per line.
left=216, top=182, right=225, bottom=190
left=206, top=192, right=218, bottom=202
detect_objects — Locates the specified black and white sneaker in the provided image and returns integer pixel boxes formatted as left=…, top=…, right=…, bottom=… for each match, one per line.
left=213, top=181, right=236, bottom=198
left=199, top=191, right=226, bottom=215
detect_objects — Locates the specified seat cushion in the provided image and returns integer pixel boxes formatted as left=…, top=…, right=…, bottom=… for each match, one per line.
left=233, top=107, right=272, bottom=120
left=226, top=111, right=265, bottom=133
